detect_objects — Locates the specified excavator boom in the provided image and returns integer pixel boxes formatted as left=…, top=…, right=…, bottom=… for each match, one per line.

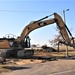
left=17, top=13, right=71, bottom=45
left=17, top=18, right=55, bottom=42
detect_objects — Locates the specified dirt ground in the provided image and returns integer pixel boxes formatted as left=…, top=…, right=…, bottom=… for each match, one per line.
left=0, top=49, right=75, bottom=75
left=0, top=59, right=42, bottom=75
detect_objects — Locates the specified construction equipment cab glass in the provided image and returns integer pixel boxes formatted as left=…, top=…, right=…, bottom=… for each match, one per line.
left=22, top=36, right=31, bottom=48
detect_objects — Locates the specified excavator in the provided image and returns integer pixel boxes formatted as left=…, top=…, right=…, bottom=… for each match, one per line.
left=0, top=13, right=75, bottom=58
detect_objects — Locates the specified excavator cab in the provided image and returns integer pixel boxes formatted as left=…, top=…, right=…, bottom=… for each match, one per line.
left=21, top=36, right=31, bottom=48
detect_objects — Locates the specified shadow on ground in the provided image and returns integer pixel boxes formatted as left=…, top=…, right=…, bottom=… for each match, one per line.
left=3, top=66, right=31, bottom=70
left=22, top=56, right=57, bottom=61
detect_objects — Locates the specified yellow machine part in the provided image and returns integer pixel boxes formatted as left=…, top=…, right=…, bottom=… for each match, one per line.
left=0, top=40, right=10, bottom=49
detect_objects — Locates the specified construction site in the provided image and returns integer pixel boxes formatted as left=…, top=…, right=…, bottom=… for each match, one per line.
left=0, top=1, right=75, bottom=75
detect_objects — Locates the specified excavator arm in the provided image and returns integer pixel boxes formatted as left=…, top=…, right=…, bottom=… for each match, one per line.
left=54, top=13, right=71, bottom=44
left=17, top=13, right=73, bottom=47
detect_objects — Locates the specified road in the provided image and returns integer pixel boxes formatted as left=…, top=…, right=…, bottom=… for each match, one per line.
left=5, top=59, right=75, bottom=75
left=50, top=70, right=75, bottom=75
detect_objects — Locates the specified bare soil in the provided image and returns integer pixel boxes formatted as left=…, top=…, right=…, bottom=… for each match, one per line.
left=0, top=49, right=75, bottom=75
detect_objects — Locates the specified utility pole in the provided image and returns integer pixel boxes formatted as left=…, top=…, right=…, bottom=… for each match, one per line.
left=63, top=9, right=69, bottom=23
left=63, top=9, right=69, bottom=57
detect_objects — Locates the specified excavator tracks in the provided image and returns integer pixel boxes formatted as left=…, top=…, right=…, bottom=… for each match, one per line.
left=0, top=49, right=34, bottom=58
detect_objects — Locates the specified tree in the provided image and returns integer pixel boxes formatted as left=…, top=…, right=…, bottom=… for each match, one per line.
left=49, top=34, right=63, bottom=46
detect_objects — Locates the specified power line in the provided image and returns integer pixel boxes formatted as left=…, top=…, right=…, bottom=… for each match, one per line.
left=0, top=9, right=52, bottom=13
left=0, top=9, right=63, bottom=16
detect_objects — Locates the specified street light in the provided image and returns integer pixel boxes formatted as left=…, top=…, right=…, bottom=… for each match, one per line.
left=63, top=9, right=70, bottom=24
left=63, top=9, right=70, bottom=57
